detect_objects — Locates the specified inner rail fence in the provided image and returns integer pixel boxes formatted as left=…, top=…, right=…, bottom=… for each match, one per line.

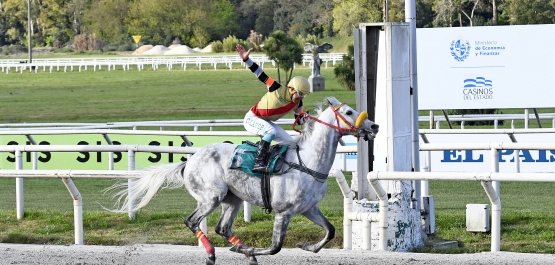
left=0, top=143, right=357, bottom=245
left=0, top=53, right=346, bottom=73
left=2, top=111, right=555, bottom=132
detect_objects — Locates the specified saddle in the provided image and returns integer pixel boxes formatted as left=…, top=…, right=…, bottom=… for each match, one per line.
left=229, top=140, right=287, bottom=178
left=230, top=140, right=288, bottom=214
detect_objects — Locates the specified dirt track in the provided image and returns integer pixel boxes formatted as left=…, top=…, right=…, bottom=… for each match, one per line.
left=2, top=243, right=555, bottom=265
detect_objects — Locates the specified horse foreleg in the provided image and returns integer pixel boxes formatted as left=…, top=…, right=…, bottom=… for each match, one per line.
left=230, top=213, right=291, bottom=256
left=296, top=206, right=335, bottom=253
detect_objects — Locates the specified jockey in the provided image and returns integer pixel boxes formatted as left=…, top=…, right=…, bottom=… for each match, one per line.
left=236, top=44, right=311, bottom=173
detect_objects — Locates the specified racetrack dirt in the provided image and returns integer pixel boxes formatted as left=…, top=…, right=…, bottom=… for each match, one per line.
left=1, top=243, right=554, bottom=265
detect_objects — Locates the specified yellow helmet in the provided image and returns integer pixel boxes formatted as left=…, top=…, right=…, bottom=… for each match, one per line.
left=288, top=76, right=310, bottom=95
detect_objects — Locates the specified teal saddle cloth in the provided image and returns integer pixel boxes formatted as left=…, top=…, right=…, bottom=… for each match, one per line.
left=230, top=141, right=288, bottom=178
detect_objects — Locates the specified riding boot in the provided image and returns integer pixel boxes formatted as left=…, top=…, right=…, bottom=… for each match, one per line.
left=252, top=140, right=270, bottom=173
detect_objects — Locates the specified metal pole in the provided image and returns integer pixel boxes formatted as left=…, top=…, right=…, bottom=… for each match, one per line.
left=16, top=150, right=24, bottom=219
left=27, top=0, right=32, bottom=64
left=127, top=150, right=136, bottom=220
left=406, top=0, right=421, bottom=212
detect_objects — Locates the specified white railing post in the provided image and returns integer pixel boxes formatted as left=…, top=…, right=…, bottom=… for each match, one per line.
left=127, top=149, right=136, bottom=220
left=16, top=149, right=24, bottom=219
left=490, top=148, right=501, bottom=252
left=243, top=202, right=251, bottom=223
left=62, top=177, right=84, bottom=245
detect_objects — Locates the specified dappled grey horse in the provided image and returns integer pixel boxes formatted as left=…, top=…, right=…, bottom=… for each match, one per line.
left=106, top=97, right=379, bottom=265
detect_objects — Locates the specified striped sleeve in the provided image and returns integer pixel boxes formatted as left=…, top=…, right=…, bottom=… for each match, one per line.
left=294, top=100, right=304, bottom=115
left=244, top=58, right=282, bottom=92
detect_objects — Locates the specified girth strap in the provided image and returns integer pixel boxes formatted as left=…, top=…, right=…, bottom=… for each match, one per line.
left=261, top=171, right=272, bottom=214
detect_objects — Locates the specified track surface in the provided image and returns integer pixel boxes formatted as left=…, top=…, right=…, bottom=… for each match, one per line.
left=2, top=243, right=555, bottom=265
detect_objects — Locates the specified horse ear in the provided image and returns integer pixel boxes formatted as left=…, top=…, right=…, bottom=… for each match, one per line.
left=326, top=97, right=340, bottom=108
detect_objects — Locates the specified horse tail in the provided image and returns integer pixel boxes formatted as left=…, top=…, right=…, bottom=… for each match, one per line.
left=104, top=161, right=187, bottom=213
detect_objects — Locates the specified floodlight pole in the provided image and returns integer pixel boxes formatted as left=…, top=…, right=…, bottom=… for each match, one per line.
left=27, top=0, right=32, bottom=64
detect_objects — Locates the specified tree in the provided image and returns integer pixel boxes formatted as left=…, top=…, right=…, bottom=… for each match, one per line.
left=237, top=0, right=273, bottom=39
left=416, top=0, right=435, bottom=28
left=502, top=0, right=555, bottom=25
left=263, top=30, right=303, bottom=84
left=67, top=0, right=87, bottom=35
left=2, top=0, right=33, bottom=45
left=332, top=0, right=382, bottom=37
left=333, top=44, right=355, bottom=91
left=125, top=0, right=199, bottom=45
left=84, top=0, right=131, bottom=44
left=207, top=0, right=240, bottom=41
left=431, top=0, right=496, bottom=27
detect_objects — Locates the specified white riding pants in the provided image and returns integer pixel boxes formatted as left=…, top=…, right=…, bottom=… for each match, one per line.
left=243, top=110, right=295, bottom=145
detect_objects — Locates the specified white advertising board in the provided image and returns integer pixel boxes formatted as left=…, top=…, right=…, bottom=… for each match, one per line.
left=421, top=133, right=555, bottom=173
left=333, top=135, right=555, bottom=173
left=417, top=24, right=555, bottom=110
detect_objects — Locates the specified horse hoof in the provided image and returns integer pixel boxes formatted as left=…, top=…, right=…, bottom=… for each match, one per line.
left=205, top=254, right=216, bottom=265
left=230, top=244, right=243, bottom=253
left=296, top=242, right=310, bottom=250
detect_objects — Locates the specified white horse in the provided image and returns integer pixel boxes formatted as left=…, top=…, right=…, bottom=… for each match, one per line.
left=106, top=97, right=379, bottom=265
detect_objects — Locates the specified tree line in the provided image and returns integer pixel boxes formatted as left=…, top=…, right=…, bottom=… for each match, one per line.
left=0, top=0, right=553, bottom=50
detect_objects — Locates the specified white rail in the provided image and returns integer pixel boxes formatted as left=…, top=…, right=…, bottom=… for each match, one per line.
left=0, top=53, right=346, bottom=74
left=367, top=141, right=555, bottom=252
left=0, top=144, right=356, bottom=245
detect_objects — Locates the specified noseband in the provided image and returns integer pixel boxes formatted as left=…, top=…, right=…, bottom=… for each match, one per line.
left=293, top=102, right=366, bottom=139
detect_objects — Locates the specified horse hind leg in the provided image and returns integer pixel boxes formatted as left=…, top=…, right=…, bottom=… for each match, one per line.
left=215, top=192, right=258, bottom=265
left=296, top=206, right=335, bottom=253
left=184, top=200, right=221, bottom=265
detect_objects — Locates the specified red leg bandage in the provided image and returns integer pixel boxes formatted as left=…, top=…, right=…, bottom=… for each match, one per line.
left=227, top=234, right=246, bottom=247
left=195, top=230, right=215, bottom=255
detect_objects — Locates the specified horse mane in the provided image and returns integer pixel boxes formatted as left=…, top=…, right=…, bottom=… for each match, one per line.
left=296, top=99, right=327, bottom=143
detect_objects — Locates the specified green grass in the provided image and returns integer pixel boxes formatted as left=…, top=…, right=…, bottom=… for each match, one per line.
left=416, top=181, right=555, bottom=253
left=0, top=67, right=356, bottom=123
left=1, top=64, right=555, bottom=253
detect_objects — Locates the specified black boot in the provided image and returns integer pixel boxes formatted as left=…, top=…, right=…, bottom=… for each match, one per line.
left=252, top=140, right=270, bottom=173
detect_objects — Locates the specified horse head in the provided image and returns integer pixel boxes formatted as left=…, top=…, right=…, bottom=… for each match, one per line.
left=323, top=97, right=379, bottom=141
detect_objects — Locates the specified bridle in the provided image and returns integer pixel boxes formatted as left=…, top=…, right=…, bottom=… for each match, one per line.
left=292, top=102, right=368, bottom=139
left=285, top=101, right=369, bottom=182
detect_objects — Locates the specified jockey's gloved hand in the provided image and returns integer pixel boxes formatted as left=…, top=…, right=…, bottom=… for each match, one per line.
left=294, top=113, right=306, bottom=125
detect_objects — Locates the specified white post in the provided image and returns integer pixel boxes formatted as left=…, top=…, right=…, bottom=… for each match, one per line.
left=62, top=177, right=84, bottom=245
left=16, top=149, right=24, bottom=219
left=243, top=201, right=251, bottom=222
left=489, top=148, right=501, bottom=252
left=481, top=180, right=501, bottom=252
left=332, top=169, right=353, bottom=249
left=127, top=150, right=136, bottom=220
left=524, top=109, right=529, bottom=129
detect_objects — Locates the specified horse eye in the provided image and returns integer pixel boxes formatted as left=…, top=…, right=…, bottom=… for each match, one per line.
left=346, top=110, right=353, bottom=115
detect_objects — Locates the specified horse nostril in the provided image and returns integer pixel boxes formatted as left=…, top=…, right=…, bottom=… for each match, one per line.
left=371, top=124, right=379, bottom=131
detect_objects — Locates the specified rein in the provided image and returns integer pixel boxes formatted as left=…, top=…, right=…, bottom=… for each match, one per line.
left=287, top=101, right=367, bottom=182
left=292, top=102, right=360, bottom=139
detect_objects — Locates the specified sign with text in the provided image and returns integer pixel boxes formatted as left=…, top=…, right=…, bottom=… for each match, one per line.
left=0, top=135, right=258, bottom=170
left=420, top=133, right=555, bottom=173
left=417, top=24, right=555, bottom=110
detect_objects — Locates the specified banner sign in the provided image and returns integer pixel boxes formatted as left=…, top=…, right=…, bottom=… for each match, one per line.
left=420, top=133, right=555, bottom=173
left=417, top=24, right=555, bottom=110
left=0, top=135, right=258, bottom=170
